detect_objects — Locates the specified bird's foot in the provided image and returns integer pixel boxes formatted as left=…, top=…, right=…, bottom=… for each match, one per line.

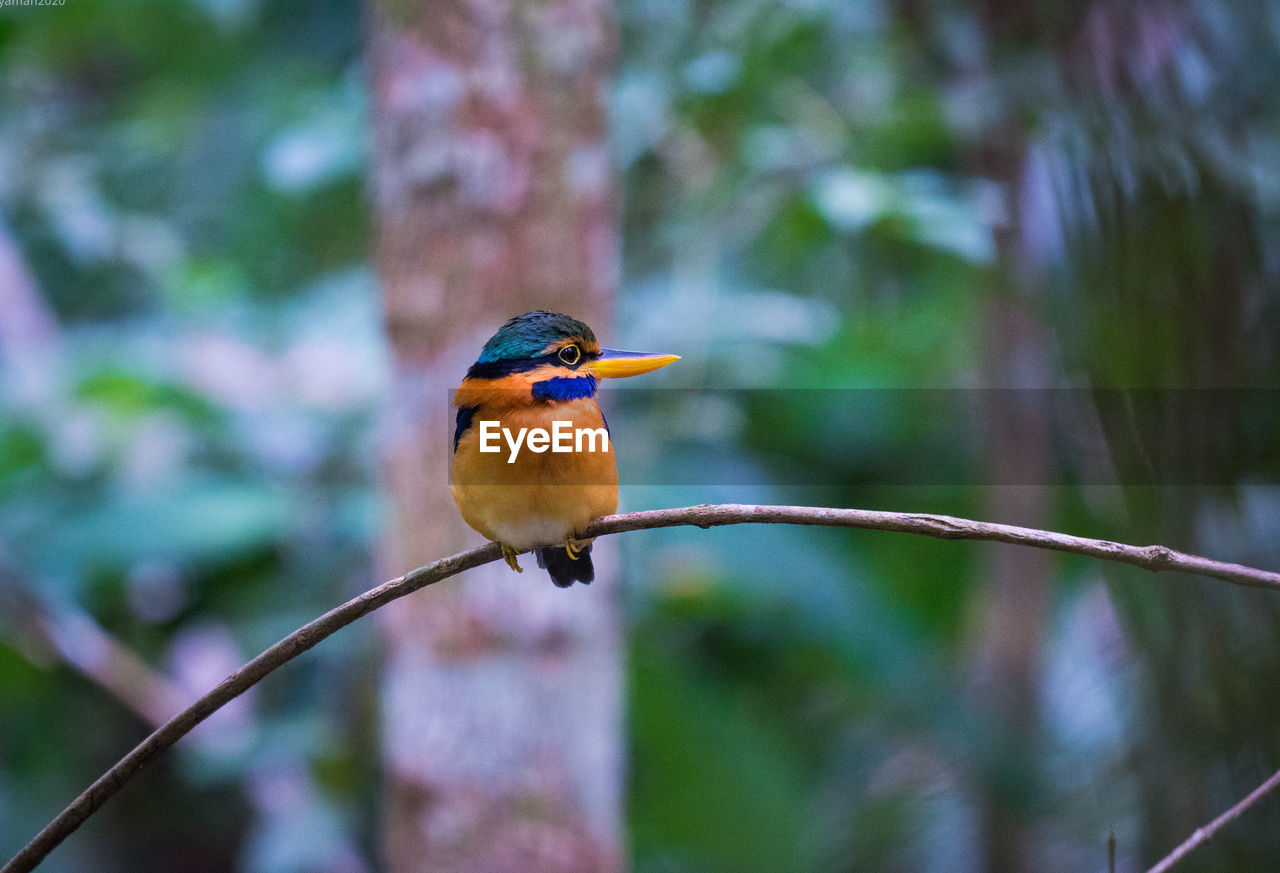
left=500, top=543, right=523, bottom=573
left=563, top=536, right=583, bottom=560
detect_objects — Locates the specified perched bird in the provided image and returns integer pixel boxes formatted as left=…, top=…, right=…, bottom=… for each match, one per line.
left=450, top=311, right=678, bottom=587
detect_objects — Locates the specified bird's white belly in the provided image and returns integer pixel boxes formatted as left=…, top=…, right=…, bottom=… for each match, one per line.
left=487, top=514, right=574, bottom=551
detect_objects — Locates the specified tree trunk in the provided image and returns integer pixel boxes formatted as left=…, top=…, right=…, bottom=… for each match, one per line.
left=968, top=123, right=1054, bottom=873
left=969, top=303, right=1053, bottom=873
left=365, top=1, right=623, bottom=870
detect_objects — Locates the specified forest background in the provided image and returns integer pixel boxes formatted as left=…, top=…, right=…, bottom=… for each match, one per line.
left=1, top=1, right=1279, bottom=872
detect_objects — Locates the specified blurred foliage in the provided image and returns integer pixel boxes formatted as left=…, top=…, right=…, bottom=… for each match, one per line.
left=614, top=1, right=1280, bottom=873
left=0, top=1, right=379, bottom=871
left=1, top=0, right=1279, bottom=872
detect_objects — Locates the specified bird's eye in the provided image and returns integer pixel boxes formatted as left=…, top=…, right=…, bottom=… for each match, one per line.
left=558, top=344, right=581, bottom=366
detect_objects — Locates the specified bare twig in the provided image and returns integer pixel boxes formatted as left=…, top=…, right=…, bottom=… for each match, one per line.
left=4, top=502, right=1280, bottom=873
left=9, top=592, right=185, bottom=729
left=1146, top=766, right=1280, bottom=873
left=0, top=220, right=59, bottom=359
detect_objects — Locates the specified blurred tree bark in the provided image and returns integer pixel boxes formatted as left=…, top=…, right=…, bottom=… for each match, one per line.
left=959, top=8, right=1059, bottom=871
left=365, top=1, right=623, bottom=871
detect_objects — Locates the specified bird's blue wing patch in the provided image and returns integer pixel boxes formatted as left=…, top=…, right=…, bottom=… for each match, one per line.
left=454, top=405, right=478, bottom=452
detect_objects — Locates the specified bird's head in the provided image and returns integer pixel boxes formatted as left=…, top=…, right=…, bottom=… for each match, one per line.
left=457, top=310, right=678, bottom=405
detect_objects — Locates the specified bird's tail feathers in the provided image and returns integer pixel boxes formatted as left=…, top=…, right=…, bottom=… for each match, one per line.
left=536, top=543, right=594, bottom=588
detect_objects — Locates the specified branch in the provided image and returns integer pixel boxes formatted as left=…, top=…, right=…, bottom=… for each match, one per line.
left=4, top=503, right=1279, bottom=873
left=1145, top=765, right=1280, bottom=873
left=0, top=574, right=184, bottom=730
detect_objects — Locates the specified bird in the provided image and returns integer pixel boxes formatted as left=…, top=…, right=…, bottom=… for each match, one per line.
left=450, top=311, right=679, bottom=587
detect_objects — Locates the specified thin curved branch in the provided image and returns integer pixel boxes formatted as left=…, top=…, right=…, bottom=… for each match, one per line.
left=1145, top=765, right=1280, bottom=873
left=4, top=503, right=1280, bottom=873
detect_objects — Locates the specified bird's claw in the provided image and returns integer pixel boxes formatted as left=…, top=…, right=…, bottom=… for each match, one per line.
left=564, top=536, right=582, bottom=561
left=500, top=543, right=523, bottom=573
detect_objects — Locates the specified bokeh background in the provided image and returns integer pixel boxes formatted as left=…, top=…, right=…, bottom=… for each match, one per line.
left=2, top=1, right=1279, bottom=872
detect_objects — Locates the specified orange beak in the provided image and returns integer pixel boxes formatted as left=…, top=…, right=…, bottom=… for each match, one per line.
left=586, top=349, right=681, bottom=378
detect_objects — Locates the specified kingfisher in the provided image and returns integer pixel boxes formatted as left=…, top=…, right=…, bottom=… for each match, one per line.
left=450, top=311, right=679, bottom=587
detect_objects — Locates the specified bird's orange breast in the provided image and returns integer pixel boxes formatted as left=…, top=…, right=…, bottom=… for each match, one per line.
left=450, top=398, right=618, bottom=550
